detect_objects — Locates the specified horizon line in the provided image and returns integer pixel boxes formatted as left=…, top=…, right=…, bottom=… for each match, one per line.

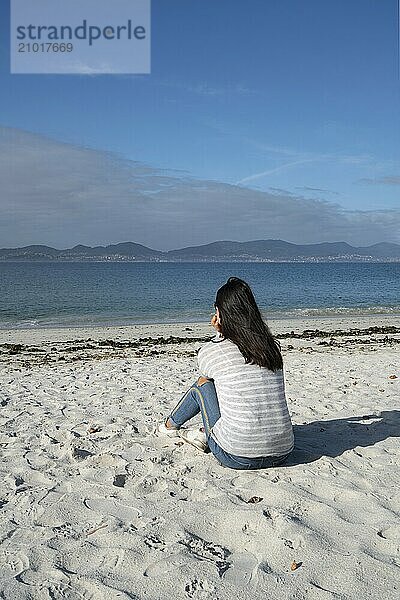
left=1, top=238, right=399, bottom=253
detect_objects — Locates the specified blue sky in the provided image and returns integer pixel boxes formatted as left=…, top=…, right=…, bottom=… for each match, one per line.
left=0, top=0, right=399, bottom=249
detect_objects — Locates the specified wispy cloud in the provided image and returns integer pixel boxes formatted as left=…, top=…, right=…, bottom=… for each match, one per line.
left=358, top=176, right=400, bottom=185
left=188, top=82, right=254, bottom=97
left=158, top=80, right=255, bottom=98
left=205, top=119, right=377, bottom=163
left=236, top=159, right=317, bottom=185
left=235, top=151, right=380, bottom=186
left=1, top=126, right=399, bottom=250
left=204, top=119, right=384, bottom=188
left=295, top=186, right=339, bottom=195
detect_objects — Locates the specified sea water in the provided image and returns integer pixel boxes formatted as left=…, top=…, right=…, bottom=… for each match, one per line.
left=1, top=261, right=399, bottom=329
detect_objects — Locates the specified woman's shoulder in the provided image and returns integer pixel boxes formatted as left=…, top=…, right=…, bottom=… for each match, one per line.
left=201, top=338, right=244, bottom=363
left=198, top=333, right=229, bottom=356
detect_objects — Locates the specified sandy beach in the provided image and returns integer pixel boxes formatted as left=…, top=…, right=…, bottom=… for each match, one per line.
left=0, top=315, right=399, bottom=600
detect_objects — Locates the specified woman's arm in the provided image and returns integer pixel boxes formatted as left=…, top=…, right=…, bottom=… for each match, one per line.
left=197, top=310, right=223, bottom=377
left=197, top=345, right=213, bottom=378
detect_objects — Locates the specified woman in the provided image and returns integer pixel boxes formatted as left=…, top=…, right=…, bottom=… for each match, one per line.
left=159, top=277, right=294, bottom=470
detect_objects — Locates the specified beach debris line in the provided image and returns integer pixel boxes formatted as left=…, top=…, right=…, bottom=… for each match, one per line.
left=278, top=326, right=400, bottom=339
left=2, top=325, right=399, bottom=365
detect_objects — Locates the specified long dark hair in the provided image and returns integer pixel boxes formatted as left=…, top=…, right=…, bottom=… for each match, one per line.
left=215, top=277, right=283, bottom=372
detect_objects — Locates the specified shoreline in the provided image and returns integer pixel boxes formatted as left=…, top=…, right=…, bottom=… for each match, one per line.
left=1, top=315, right=399, bottom=369
left=0, top=313, right=399, bottom=346
left=1, top=309, right=400, bottom=333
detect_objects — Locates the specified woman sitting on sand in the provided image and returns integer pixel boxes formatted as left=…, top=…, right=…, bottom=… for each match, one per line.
left=159, top=277, right=294, bottom=470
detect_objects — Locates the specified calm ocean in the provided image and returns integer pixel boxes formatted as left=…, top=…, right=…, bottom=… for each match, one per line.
left=1, top=261, right=399, bottom=329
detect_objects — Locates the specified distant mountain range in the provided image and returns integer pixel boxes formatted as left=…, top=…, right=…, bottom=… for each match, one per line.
left=1, top=240, right=400, bottom=262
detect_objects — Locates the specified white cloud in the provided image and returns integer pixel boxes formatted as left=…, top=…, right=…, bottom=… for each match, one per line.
left=0, top=126, right=399, bottom=250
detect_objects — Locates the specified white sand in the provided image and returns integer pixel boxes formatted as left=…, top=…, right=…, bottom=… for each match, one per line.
left=0, top=316, right=399, bottom=599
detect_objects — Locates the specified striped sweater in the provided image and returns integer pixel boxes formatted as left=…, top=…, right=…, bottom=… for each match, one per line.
left=197, top=333, right=294, bottom=458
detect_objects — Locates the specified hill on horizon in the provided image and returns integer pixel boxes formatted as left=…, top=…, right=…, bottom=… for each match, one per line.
left=0, top=239, right=399, bottom=261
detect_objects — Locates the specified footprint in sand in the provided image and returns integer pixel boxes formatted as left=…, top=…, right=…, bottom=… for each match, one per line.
left=0, top=549, right=29, bottom=581
left=84, top=497, right=142, bottom=522
left=144, top=554, right=188, bottom=577
left=179, top=532, right=231, bottom=577
left=230, top=474, right=257, bottom=488
left=262, top=508, right=305, bottom=551
left=8, top=491, right=46, bottom=526
left=222, top=552, right=258, bottom=586
left=51, top=522, right=82, bottom=540
left=36, top=493, right=91, bottom=528
left=5, top=577, right=97, bottom=600
left=19, top=567, right=69, bottom=587
left=58, top=544, right=123, bottom=576
left=120, top=443, right=145, bottom=461
left=47, top=581, right=98, bottom=600
left=135, top=476, right=168, bottom=496
left=24, top=450, right=52, bottom=471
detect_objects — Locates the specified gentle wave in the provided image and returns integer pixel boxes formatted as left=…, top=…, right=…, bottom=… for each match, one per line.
left=1, top=305, right=399, bottom=330
left=265, top=306, right=400, bottom=319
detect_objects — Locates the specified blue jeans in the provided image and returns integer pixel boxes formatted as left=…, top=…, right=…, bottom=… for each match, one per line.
left=168, top=379, right=291, bottom=470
